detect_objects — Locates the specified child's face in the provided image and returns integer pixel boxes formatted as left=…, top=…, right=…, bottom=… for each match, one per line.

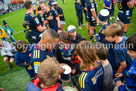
left=127, top=50, right=136, bottom=59
left=69, top=30, right=76, bottom=37
left=105, top=36, right=115, bottom=42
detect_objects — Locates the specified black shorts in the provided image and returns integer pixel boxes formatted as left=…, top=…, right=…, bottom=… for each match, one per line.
left=4, top=56, right=14, bottom=60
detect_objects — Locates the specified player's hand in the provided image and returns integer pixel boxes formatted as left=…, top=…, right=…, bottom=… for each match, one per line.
left=58, top=30, right=62, bottom=34
left=29, top=53, right=32, bottom=57
left=115, top=73, right=123, bottom=78
left=116, top=80, right=123, bottom=87
left=71, top=69, right=76, bottom=74
left=84, top=7, right=88, bottom=11
left=48, top=16, right=53, bottom=20
left=96, top=19, right=99, bottom=24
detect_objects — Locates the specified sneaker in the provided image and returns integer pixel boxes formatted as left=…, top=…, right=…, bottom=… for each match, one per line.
left=8, top=64, right=12, bottom=70
left=110, top=17, right=112, bottom=20
left=81, top=24, right=85, bottom=26
left=78, top=26, right=82, bottom=29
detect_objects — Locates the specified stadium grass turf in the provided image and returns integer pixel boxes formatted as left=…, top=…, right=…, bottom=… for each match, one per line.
left=0, top=0, right=136, bottom=90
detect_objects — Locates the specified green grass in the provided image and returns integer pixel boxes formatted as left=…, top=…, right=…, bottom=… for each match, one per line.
left=0, top=0, right=136, bottom=90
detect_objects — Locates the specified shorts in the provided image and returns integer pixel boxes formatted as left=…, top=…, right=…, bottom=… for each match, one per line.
left=4, top=55, right=14, bottom=60
left=118, top=10, right=132, bottom=24
left=60, top=21, right=66, bottom=25
left=89, top=20, right=96, bottom=26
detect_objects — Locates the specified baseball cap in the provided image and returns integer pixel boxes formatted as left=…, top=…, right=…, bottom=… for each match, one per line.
left=67, top=25, right=77, bottom=33
left=98, top=9, right=109, bottom=22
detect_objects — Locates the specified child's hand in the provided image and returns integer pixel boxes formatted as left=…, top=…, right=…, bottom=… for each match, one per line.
left=29, top=53, right=31, bottom=57
left=115, top=73, right=123, bottom=78
left=71, top=69, right=76, bottom=74
left=116, top=80, right=123, bottom=87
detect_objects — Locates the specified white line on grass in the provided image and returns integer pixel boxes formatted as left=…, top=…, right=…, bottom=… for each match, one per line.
left=1, top=16, right=11, bottom=20
left=14, top=31, right=24, bottom=35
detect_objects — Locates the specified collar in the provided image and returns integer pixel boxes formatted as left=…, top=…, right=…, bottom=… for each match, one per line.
left=35, top=44, right=50, bottom=53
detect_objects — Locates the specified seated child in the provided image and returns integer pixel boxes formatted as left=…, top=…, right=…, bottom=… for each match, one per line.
left=115, top=33, right=136, bottom=91
left=0, top=40, right=15, bottom=70
left=26, top=58, right=64, bottom=91
left=96, top=43, right=114, bottom=91
left=104, top=22, right=132, bottom=74
left=76, top=41, right=104, bottom=91
left=67, top=25, right=86, bottom=44
left=15, top=40, right=34, bottom=78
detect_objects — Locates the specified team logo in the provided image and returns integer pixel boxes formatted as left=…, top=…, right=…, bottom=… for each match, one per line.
left=34, top=62, right=40, bottom=73
left=35, top=18, right=40, bottom=24
left=92, top=77, right=96, bottom=84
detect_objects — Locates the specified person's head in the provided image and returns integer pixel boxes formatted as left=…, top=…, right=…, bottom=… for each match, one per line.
left=67, top=25, right=77, bottom=38
left=15, top=40, right=28, bottom=53
left=37, top=5, right=42, bottom=11
left=95, top=43, right=109, bottom=60
left=39, top=29, right=59, bottom=50
left=37, top=58, right=60, bottom=87
left=23, top=21, right=27, bottom=29
left=105, top=22, right=124, bottom=42
left=98, top=9, right=109, bottom=23
left=3, top=20, right=8, bottom=27
left=41, top=1, right=49, bottom=12
left=24, top=0, right=34, bottom=10
left=126, top=33, right=136, bottom=59
left=59, top=31, right=70, bottom=49
left=52, top=2, right=58, bottom=9
left=76, top=41, right=98, bottom=70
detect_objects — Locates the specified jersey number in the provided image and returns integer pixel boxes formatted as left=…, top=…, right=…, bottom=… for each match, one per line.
left=117, top=3, right=122, bottom=9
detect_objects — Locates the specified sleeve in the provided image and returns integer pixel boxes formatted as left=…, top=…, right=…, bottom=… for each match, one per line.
left=114, top=49, right=125, bottom=64
left=90, top=2, right=95, bottom=10
left=33, top=16, right=41, bottom=27
left=10, top=27, right=15, bottom=32
left=55, top=45, right=65, bottom=63
left=57, top=7, right=63, bottom=15
left=73, top=51, right=80, bottom=70
left=52, top=10, right=58, bottom=18
left=119, top=85, right=127, bottom=91
left=15, top=53, right=21, bottom=66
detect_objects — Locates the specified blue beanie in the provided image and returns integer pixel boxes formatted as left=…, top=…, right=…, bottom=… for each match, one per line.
left=3, top=20, right=7, bottom=25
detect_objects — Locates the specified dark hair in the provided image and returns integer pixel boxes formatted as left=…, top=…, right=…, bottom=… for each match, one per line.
left=59, top=31, right=70, bottom=43
left=24, top=0, right=32, bottom=9
left=126, top=33, right=136, bottom=52
left=49, top=29, right=59, bottom=39
left=37, top=5, right=42, bottom=11
left=96, top=43, right=109, bottom=60
left=15, top=40, right=28, bottom=52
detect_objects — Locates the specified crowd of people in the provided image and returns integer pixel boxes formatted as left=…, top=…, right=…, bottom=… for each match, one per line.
left=0, top=0, right=136, bottom=91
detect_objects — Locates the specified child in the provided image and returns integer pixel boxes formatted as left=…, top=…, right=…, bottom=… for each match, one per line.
left=23, top=21, right=34, bottom=44
left=98, top=9, right=111, bottom=42
left=115, top=33, right=136, bottom=91
left=76, top=41, right=104, bottom=91
left=75, top=0, right=84, bottom=29
left=0, top=40, right=15, bottom=70
left=103, top=0, right=112, bottom=13
left=67, top=25, right=86, bottom=44
left=31, top=29, right=59, bottom=75
left=15, top=40, right=34, bottom=78
left=52, top=2, right=65, bottom=31
left=96, top=43, right=114, bottom=91
left=104, top=22, right=132, bottom=74
left=3, top=20, right=16, bottom=43
left=0, top=25, right=8, bottom=42
left=55, top=31, right=81, bottom=88
left=26, top=58, right=64, bottom=91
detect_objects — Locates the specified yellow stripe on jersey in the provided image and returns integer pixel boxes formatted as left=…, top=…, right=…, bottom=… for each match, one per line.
left=33, top=50, right=35, bottom=59
left=83, top=73, right=87, bottom=88
left=35, top=50, right=37, bottom=58
left=38, top=50, right=40, bottom=58
left=79, top=72, right=85, bottom=88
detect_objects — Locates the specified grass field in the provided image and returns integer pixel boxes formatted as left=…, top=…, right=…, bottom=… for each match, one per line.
left=0, top=0, right=136, bottom=90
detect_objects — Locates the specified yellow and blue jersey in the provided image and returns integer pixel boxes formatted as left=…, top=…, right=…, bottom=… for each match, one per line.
left=24, top=13, right=42, bottom=43
left=79, top=63, right=104, bottom=91
left=31, top=44, right=54, bottom=75
left=37, top=13, right=44, bottom=27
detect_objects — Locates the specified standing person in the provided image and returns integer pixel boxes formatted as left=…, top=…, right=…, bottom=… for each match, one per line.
left=103, top=0, right=112, bottom=13
left=96, top=43, right=114, bottom=91
left=52, top=2, right=65, bottom=31
left=3, top=20, right=16, bottom=43
left=104, top=22, right=132, bottom=74
left=76, top=41, right=104, bottom=91
left=116, top=0, right=134, bottom=34
left=24, top=0, right=47, bottom=43
left=110, top=0, right=116, bottom=19
left=75, top=0, right=84, bottom=29
left=41, top=1, right=61, bottom=33
left=15, top=40, right=34, bottom=78
left=115, top=33, right=136, bottom=91
left=0, top=40, right=15, bottom=70
left=85, top=0, right=99, bottom=40
left=31, top=29, right=59, bottom=75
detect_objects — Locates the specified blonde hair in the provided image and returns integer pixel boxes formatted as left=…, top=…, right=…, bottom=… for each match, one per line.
left=105, top=22, right=124, bottom=37
left=37, top=58, right=60, bottom=86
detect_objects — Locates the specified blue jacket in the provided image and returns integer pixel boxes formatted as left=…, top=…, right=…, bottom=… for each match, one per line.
left=75, top=3, right=83, bottom=16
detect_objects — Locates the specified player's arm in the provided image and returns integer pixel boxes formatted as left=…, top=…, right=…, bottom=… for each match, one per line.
left=117, top=61, right=127, bottom=73
left=56, top=16, right=61, bottom=29
left=127, top=0, right=134, bottom=9
left=37, top=25, right=46, bottom=32
left=91, top=8, right=99, bottom=24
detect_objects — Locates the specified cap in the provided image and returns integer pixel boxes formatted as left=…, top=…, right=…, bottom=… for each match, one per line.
left=52, top=1, right=57, bottom=5
left=67, top=25, right=77, bottom=33
left=98, top=9, right=109, bottom=22
left=3, top=20, right=7, bottom=25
